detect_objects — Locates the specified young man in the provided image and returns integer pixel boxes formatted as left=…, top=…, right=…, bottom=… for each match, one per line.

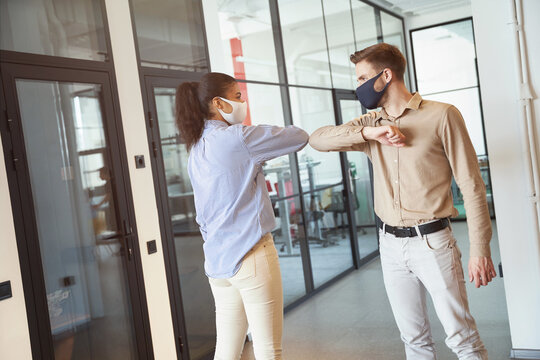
left=309, top=43, right=495, bottom=360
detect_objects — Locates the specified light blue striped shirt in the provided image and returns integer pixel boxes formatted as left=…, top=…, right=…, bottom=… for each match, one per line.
left=188, top=120, right=308, bottom=278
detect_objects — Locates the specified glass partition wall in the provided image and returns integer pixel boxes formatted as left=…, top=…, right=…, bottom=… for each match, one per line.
left=131, top=0, right=408, bottom=359
left=410, top=19, right=495, bottom=220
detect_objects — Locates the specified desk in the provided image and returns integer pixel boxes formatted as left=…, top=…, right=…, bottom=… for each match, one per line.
left=304, top=161, right=324, bottom=241
left=264, top=165, right=294, bottom=255
left=263, top=161, right=322, bottom=255
left=168, top=185, right=196, bottom=221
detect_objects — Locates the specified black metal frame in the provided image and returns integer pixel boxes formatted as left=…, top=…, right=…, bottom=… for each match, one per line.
left=269, top=0, right=316, bottom=298
left=126, top=0, right=406, bottom=358
left=141, top=74, right=199, bottom=360
left=332, top=89, right=380, bottom=267
left=409, top=17, right=496, bottom=221
left=0, top=57, right=155, bottom=359
left=371, top=2, right=412, bottom=88
left=0, top=0, right=155, bottom=357
left=409, top=16, right=476, bottom=93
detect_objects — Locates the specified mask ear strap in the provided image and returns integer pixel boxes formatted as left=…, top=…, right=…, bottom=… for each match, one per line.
left=380, top=69, right=392, bottom=85
left=375, top=70, right=391, bottom=94
left=379, top=80, right=391, bottom=94
left=218, top=96, right=233, bottom=105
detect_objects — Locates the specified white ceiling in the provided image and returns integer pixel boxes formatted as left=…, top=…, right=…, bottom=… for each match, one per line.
left=374, top=0, right=471, bottom=16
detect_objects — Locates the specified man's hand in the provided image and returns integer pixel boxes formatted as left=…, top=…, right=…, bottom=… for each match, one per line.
left=468, top=256, right=497, bottom=288
left=362, top=125, right=406, bottom=147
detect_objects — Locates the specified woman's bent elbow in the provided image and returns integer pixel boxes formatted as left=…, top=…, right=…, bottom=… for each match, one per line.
left=299, top=130, right=309, bottom=145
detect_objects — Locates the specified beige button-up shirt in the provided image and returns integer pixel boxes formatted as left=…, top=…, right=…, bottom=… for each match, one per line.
left=309, top=93, right=492, bottom=257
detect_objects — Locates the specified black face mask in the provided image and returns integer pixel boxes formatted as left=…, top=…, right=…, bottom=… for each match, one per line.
left=355, top=71, right=390, bottom=109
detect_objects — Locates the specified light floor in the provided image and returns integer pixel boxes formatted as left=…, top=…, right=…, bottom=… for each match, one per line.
left=277, top=226, right=379, bottom=305
left=241, top=220, right=512, bottom=360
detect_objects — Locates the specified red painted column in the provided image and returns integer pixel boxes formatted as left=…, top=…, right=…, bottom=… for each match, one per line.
left=230, top=37, right=252, bottom=126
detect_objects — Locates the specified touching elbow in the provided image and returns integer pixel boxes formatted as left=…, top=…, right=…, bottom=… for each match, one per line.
left=299, top=129, right=309, bottom=148
left=288, top=127, right=309, bottom=151
left=308, top=133, right=328, bottom=152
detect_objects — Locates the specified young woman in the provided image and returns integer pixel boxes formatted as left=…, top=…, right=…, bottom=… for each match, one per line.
left=176, top=72, right=308, bottom=360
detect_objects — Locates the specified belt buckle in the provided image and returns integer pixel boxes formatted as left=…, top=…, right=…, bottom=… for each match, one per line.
left=395, top=227, right=413, bottom=237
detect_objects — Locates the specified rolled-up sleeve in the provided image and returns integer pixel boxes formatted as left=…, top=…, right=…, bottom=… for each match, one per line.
left=441, top=105, right=492, bottom=257
left=309, top=111, right=378, bottom=153
left=241, top=124, right=309, bottom=164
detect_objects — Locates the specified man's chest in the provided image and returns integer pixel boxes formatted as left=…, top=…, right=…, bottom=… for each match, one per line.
left=372, top=117, right=447, bottom=167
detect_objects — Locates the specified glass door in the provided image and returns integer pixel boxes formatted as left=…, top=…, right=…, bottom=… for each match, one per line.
left=1, top=63, right=151, bottom=359
left=143, top=76, right=214, bottom=360
left=333, top=90, right=380, bottom=263
left=287, top=87, right=356, bottom=287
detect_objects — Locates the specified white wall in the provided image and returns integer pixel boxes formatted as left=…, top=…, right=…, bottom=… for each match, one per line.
left=0, top=137, right=32, bottom=360
left=472, top=0, right=540, bottom=353
left=102, top=0, right=177, bottom=358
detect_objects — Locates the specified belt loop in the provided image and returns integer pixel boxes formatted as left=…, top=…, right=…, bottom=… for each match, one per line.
left=383, top=223, right=387, bottom=235
left=414, top=224, right=424, bottom=240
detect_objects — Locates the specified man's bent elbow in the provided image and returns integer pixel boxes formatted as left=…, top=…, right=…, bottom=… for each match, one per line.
left=308, top=133, right=330, bottom=152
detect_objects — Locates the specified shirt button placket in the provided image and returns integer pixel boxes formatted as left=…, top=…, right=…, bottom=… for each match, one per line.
left=394, top=120, right=401, bottom=212
left=394, top=148, right=399, bottom=209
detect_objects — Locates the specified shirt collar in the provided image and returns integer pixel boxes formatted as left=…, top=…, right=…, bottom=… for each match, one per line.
left=380, top=92, right=423, bottom=120
left=204, top=119, right=228, bottom=129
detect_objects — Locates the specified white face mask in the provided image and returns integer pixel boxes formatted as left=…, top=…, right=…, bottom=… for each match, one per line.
left=217, top=97, right=247, bottom=125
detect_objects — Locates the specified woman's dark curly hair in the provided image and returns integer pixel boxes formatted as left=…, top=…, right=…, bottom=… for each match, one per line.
left=175, top=72, right=236, bottom=149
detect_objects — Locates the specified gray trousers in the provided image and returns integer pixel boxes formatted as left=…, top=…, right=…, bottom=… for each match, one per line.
left=379, top=225, right=488, bottom=359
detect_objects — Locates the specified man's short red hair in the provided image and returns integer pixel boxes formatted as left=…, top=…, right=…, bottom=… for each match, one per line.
left=350, top=43, right=406, bottom=82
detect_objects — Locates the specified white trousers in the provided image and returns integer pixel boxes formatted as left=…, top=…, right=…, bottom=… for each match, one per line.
left=379, top=226, right=488, bottom=360
left=209, top=233, right=283, bottom=360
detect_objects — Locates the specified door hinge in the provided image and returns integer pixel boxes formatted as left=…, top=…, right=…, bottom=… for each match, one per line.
left=11, top=151, right=19, bottom=170
left=152, top=141, right=158, bottom=158
left=178, top=336, right=184, bottom=353
left=148, top=111, right=154, bottom=128
left=6, top=111, right=13, bottom=132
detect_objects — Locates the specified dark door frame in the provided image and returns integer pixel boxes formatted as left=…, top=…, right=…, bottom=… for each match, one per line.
left=0, top=55, right=154, bottom=360
left=140, top=73, right=204, bottom=360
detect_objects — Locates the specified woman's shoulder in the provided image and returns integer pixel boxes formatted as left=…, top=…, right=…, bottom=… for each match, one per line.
left=198, top=124, right=249, bottom=157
